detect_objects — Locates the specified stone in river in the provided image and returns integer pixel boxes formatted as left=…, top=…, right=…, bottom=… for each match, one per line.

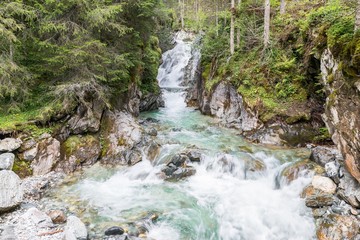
left=105, top=226, right=125, bottom=236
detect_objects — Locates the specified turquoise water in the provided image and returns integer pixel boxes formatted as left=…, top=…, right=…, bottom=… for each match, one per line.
left=42, top=34, right=316, bottom=240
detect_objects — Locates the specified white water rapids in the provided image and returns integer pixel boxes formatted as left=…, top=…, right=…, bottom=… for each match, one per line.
left=44, top=33, right=316, bottom=240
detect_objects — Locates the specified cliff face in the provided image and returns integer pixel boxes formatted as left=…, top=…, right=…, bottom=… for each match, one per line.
left=320, top=48, right=360, bottom=182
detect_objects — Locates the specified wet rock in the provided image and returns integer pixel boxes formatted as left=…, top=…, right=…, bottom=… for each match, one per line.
left=312, top=176, right=337, bottom=194
left=124, top=150, right=142, bottom=166
left=316, top=214, right=359, bottom=240
left=325, top=161, right=340, bottom=178
left=338, top=170, right=360, bottom=208
left=0, top=138, right=22, bottom=152
left=65, top=216, right=88, bottom=240
left=169, top=154, right=189, bottom=167
left=171, top=127, right=182, bottom=132
left=140, top=92, right=165, bottom=112
left=170, top=167, right=196, bottom=180
left=21, top=207, right=53, bottom=228
left=0, top=170, right=23, bottom=213
left=161, top=154, right=196, bottom=181
left=246, top=159, right=266, bottom=173
left=306, top=193, right=334, bottom=208
left=186, top=150, right=202, bottom=162
left=310, top=146, right=343, bottom=167
left=31, top=137, right=60, bottom=176
left=23, top=147, right=38, bottom=161
left=105, top=226, right=124, bottom=236
left=0, top=153, right=15, bottom=170
left=313, top=208, right=328, bottom=218
left=59, top=135, right=101, bottom=173
left=146, top=128, right=158, bottom=137
left=146, top=141, right=161, bottom=161
left=48, top=209, right=67, bottom=224
left=104, top=236, right=129, bottom=240
left=280, top=159, right=324, bottom=184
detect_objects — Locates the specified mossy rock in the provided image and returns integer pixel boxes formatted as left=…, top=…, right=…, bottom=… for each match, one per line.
left=281, top=159, right=324, bottom=183
left=12, top=159, right=32, bottom=178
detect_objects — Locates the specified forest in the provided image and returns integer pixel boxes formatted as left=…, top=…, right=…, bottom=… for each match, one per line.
left=1, top=0, right=360, bottom=239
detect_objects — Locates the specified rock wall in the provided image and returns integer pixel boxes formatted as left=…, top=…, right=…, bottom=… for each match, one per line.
left=320, top=48, right=360, bottom=182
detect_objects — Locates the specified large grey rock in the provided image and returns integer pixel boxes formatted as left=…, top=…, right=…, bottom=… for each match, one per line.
left=0, top=170, right=23, bottom=213
left=320, top=48, right=360, bottom=183
left=0, top=138, right=22, bottom=152
left=325, top=161, right=340, bottom=178
left=101, top=111, right=143, bottom=164
left=310, top=146, right=343, bottom=167
left=209, top=82, right=259, bottom=131
left=0, top=153, right=15, bottom=170
left=140, top=93, right=165, bottom=112
left=65, top=216, right=88, bottom=240
left=21, top=207, right=53, bottom=228
left=67, top=96, right=105, bottom=134
left=338, top=170, right=360, bottom=208
left=31, top=137, right=60, bottom=176
left=57, top=135, right=101, bottom=173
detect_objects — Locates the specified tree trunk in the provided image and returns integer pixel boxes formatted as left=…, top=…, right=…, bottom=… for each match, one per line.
left=230, top=0, right=235, bottom=55
left=179, top=0, right=184, bottom=29
left=280, top=0, right=286, bottom=15
left=216, top=0, right=219, bottom=37
left=236, top=0, right=241, bottom=48
left=356, top=0, right=360, bottom=32
left=264, top=0, right=270, bottom=50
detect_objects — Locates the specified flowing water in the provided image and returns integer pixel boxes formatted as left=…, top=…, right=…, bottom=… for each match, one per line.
left=43, top=33, right=316, bottom=240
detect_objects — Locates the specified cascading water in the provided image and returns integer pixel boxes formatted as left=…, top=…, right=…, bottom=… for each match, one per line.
left=43, top=32, right=316, bottom=240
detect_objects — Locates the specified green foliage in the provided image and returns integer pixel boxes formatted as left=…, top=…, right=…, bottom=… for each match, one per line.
left=0, top=0, right=171, bottom=129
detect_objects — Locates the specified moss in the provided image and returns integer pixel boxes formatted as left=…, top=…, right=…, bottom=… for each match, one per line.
left=12, top=160, right=32, bottom=178
left=63, top=135, right=98, bottom=157
left=285, top=113, right=311, bottom=124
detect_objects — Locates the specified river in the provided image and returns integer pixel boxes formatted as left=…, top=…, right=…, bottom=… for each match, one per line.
left=42, top=32, right=316, bottom=240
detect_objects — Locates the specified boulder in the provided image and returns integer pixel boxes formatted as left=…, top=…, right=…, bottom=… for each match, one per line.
left=23, top=147, right=38, bottom=161
left=59, top=135, right=101, bottom=173
left=20, top=138, right=37, bottom=152
left=338, top=170, right=360, bottom=208
left=306, top=193, right=334, bottom=208
left=0, top=153, right=15, bottom=170
left=325, top=161, right=340, bottom=178
left=0, top=225, right=16, bottom=240
left=140, top=93, right=165, bottom=112
left=312, top=176, right=337, bottom=194
left=320, top=48, right=360, bottom=183
left=161, top=154, right=196, bottom=181
left=208, top=82, right=259, bottom=131
left=146, top=128, right=158, bottom=137
left=105, top=226, right=125, bottom=236
left=65, top=216, right=88, bottom=240
left=279, top=159, right=324, bottom=184
left=48, top=209, right=67, bottom=224
left=67, top=97, right=105, bottom=134
left=31, top=137, right=60, bottom=176
left=123, top=149, right=142, bottom=166
left=101, top=111, right=143, bottom=164
left=316, top=214, right=359, bottom=240
left=186, top=150, right=202, bottom=162
left=21, top=207, right=53, bottom=228
left=310, top=146, right=343, bottom=167
left=0, top=138, right=22, bottom=152
left=146, top=141, right=161, bottom=161
left=0, top=170, right=23, bottom=213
